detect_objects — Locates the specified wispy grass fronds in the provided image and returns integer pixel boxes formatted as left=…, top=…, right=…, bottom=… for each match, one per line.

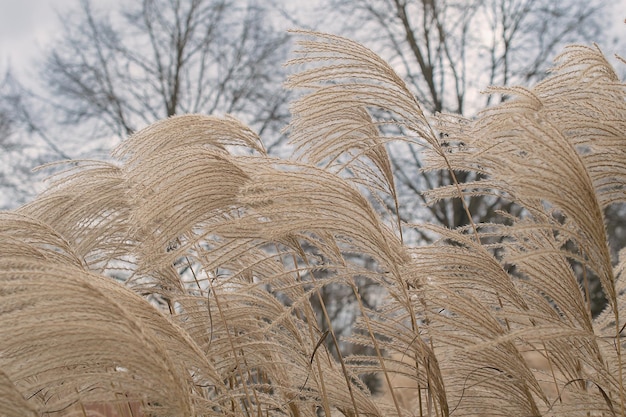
left=0, top=32, right=624, bottom=417
left=0, top=369, right=37, bottom=417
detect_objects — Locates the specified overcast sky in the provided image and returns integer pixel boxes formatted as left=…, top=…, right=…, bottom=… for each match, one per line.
left=1, top=0, right=625, bottom=81
left=0, top=0, right=71, bottom=74
left=0, top=0, right=322, bottom=77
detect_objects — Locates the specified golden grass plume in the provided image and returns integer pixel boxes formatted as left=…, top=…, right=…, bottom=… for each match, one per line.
left=1, top=32, right=625, bottom=417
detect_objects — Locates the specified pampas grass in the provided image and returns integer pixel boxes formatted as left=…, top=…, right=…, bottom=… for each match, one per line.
left=0, top=32, right=624, bottom=417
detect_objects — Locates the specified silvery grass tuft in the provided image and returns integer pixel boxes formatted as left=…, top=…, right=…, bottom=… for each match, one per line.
left=0, top=31, right=625, bottom=417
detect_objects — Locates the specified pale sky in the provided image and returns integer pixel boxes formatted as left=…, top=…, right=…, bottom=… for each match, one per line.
left=0, top=0, right=74, bottom=75
left=0, top=0, right=323, bottom=78
left=0, top=0, right=625, bottom=80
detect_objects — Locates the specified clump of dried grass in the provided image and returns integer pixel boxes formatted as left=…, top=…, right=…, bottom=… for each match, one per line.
left=0, top=32, right=624, bottom=417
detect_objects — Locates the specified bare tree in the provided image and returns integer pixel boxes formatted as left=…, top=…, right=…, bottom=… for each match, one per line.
left=42, top=0, right=291, bottom=147
left=323, top=0, right=610, bottom=239
left=316, top=0, right=611, bottom=329
left=0, top=106, right=17, bottom=208
left=0, top=113, right=43, bottom=210
left=0, top=75, right=54, bottom=209
left=329, top=0, right=606, bottom=115
left=0, top=0, right=292, bottom=208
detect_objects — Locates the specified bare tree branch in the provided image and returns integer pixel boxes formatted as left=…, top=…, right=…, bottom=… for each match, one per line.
left=42, top=0, right=291, bottom=140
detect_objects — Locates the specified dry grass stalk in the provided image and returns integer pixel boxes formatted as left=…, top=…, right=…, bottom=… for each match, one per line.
left=0, top=32, right=624, bottom=417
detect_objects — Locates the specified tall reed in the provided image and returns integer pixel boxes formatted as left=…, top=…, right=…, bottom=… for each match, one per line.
left=0, top=32, right=624, bottom=417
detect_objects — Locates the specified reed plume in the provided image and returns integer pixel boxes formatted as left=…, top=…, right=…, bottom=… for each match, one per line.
left=0, top=32, right=624, bottom=417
